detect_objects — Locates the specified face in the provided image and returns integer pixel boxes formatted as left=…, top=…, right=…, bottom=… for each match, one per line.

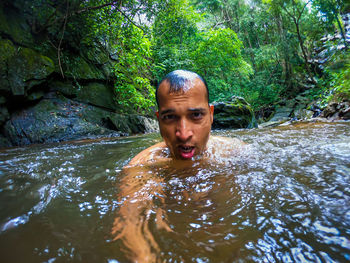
left=156, top=78, right=214, bottom=160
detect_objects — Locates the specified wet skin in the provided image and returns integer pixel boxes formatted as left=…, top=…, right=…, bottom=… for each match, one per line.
left=156, top=78, right=214, bottom=160
left=112, top=77, right=246, bottom=262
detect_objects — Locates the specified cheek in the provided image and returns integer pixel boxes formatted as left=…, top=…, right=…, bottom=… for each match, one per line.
left=159, top=124, right=174, bottom=141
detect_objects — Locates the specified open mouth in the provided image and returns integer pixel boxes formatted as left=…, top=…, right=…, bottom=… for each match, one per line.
left=178, top=145, right=195, bottom=159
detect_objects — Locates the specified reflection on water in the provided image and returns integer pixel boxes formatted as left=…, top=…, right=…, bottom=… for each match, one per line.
left=0, top=122, right=349, bottom=262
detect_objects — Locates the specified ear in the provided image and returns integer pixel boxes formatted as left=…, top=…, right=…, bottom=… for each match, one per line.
left=209, top=105, right=214, bottom=124
left=156, top=111, right=159, bottom=120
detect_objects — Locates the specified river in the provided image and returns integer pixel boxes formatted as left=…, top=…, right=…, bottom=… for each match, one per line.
left=0, top=121, right=349, bottom=262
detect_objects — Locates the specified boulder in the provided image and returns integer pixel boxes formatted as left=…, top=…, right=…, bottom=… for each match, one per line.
left=107, top=114, right=158, bottom=134
left=8, top=47, right=54, bottom=95
left=0, top=106, right=9, bottom=126
left=212, top=96, right=257, bottom=129
left=0, top=134, right=11, bottom=148
left=52, top=81, right=117, bottom=111
left=0, top=39, right=16, bottom=93
left=0, top=39, right=54, bottom=96
left=63, top=56, right=105, bottom=80
left=292, top=109, right=314, bottom=120
left=0, top=2, right=34, bottom=47
left=2, top=94, right=158, bottom=147
left=321, top=101, right=350, bottom=120
left=126, top=115, right=158, bottom=134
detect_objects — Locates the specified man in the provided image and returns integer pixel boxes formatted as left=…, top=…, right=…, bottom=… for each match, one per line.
left=128, top=69, right=244, bottom=166
left=112, top=70, right=245, bottom=262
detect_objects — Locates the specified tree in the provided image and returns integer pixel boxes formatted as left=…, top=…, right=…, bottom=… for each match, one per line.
left=191, top=28, right=252, bottom=101
left=312, top=0, right=348, bottom=49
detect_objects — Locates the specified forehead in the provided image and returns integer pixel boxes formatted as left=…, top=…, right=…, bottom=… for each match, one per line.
left=157, top=78, right=208, bottom=108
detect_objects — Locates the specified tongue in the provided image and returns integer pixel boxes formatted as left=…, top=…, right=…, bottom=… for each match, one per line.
left=180, top=147, right=195, bottom=159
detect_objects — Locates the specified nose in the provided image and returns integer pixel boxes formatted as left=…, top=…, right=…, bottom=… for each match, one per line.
left=175, top=118, right=193, bottom=142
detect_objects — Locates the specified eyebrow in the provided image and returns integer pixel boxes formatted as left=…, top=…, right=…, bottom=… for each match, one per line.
left=188, top=108, right=206, bottom=112
left=159, top=108, right=206, bottom=116
left=159, top=109, right=175, bottom=116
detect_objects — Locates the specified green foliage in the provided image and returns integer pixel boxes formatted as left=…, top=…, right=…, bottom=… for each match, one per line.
left=191, top=28, right=252, bottom=102
left=113, top=25, right=155, bottom=114
left=152, top=1, right=252, bottom=103
left=321, top=53, right=350, bottom=104
left=12, top=0, right=347, bottom=114
left=152, top=0, right=201, bottom=80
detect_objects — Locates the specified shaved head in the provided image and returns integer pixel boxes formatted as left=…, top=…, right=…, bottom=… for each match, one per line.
left=156, top=70, right=209, bottom=107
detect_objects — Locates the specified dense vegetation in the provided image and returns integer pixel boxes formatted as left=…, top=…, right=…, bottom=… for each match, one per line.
left=12, top=0, right=350, bottom=114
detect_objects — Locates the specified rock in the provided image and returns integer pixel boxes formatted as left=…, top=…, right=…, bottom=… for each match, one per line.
left=7, top=47, right=54, bottom=95
left=0, top=2, right=34, bottom=46
left=0, top=39, right=16, bottom=93
left=2, top=95, right=158, bottom=147
left=52, top=81, right=117, bottom=111
left=268, top=106, right=294, bottom=122
left=0, top=133, right=11, bottom=148
left=76, top=82, right=117, bottom=110
left=0, top=106, right=9, bottom=125
left=127, top=115, right=158, bottom=133
left=259, top=120, right=286, bottom=128
left=0, top=39, right=54, bottom=96
left=320, top=102, right=338, bottom=118
left=107, top=114, right=158, bottom=134
left=292, top=109, right=314, bottom=120
left=320, top=101, right=350, bottom=120
left=83, top=44, right=110, bottom=65
left=339, top=101, right=350, bottom=120
left=212, top=96, right=257, bottom=129
left=63, top=56, right=105, bottom=80
left=3, top=97, right=113, bottom=146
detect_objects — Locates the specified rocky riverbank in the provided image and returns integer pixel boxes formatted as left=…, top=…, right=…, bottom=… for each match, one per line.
left=0, top=1, right=160, bottom=148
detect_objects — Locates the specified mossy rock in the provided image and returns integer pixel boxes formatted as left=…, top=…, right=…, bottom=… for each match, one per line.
left=0, top=39, right=16, bottom=93
left=0, top=134, right=11, bottom=148
left=63, top=56, right=105, bottom=80
left=50, top=80, right=78, bottom=98
left=213, top=96, right=257, bottom=129
left=4, top=46, right=54, bottom=96
left=77, top=82, right=116, bottom=110
left=127, top=115, right=158, bottom=134
left=3, top=97, right=118, bottom=146
left=106, top=114, right=158, bottom=134
left=0, top=2, right=34, bottom=46
left=83, top=45, right=110, bottom=65
left=52, top=81, right=117, bottom=111
left=0, top=106, right=9, bottom=125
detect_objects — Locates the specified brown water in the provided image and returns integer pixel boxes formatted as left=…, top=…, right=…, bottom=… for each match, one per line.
left=0, top=121, right=349, bottom=262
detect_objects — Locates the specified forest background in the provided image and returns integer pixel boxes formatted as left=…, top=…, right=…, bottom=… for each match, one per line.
left=6, top=0, right=350, bottom=116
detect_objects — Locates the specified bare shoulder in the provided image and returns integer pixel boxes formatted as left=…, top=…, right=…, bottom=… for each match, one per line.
left=127, top=141, right=170, bottom=166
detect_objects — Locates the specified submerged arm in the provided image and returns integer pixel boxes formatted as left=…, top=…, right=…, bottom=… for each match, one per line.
left=112, top=150, right=171, bottom=262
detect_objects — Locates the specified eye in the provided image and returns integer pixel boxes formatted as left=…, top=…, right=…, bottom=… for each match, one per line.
left=191, top=112, right=203, bottom=119
left=162, top=114, right=176, bottom=121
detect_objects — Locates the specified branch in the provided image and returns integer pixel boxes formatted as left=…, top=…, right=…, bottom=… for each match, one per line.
left=74, top=0, right=145, bottom=33
left=74, top=1, right=120, bottom=14
left=213, top=19, right=232, bottom=29
left=116, top=7, right=145, bottom=33
left=58, top=1, right=69, bottom=79
left=296, top=0, right=311, bottom=23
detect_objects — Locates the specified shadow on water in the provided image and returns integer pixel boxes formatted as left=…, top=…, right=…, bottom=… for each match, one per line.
left=0, top=122, right=349, bottom=262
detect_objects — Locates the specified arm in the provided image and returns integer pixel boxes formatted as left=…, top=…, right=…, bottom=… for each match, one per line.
left=111, top=144, right=172, bottom=262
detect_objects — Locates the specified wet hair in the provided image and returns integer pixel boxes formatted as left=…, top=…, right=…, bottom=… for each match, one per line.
left=156, top=70, right=209, bottom=107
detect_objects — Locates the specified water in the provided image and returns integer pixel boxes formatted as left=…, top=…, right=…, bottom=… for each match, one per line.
left=0, top=121, right=349, bottom=262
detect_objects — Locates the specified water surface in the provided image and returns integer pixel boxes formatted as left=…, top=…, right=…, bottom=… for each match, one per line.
left=0, top=121, right=349, bottom=262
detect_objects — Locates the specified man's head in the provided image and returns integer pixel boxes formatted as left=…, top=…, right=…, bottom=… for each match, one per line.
left=156, top=70, right=209, bottom=108
left=156, top=70, right=214, bottom=160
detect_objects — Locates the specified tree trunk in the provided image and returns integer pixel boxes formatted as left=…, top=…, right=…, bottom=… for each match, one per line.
left=293, top=17, right=313, bottom=80
left=335, top=15, right=348, bottom=49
